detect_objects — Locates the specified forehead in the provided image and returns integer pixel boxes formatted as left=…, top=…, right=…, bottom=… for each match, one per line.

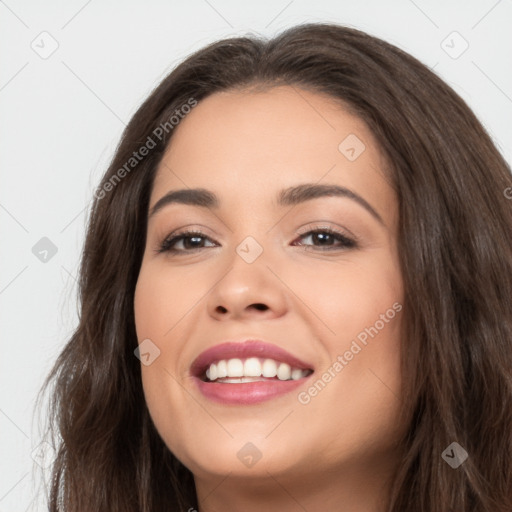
left=150, top=86, right=395, bottom=219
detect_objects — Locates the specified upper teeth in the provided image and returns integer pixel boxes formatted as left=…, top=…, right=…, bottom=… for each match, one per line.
left=205, top=357, right=310, bottom=382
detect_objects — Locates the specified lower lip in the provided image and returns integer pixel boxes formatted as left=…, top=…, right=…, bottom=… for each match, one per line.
left=193, top=375, right=313, bottom=405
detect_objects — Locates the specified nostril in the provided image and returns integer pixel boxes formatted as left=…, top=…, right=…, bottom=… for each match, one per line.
left=216, top=306, right=228, bottom=314
left=252, top=303, right=268, bottom=311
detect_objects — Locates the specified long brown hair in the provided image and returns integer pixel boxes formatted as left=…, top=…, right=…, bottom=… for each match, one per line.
left=39, top=22, right=512, bottom=511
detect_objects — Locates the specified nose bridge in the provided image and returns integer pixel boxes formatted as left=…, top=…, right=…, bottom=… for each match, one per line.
left=235, top=233, right=266, bottom=265
left=224, top=203, right=274, bottom=268
left=205, top=230, right=286, bottom=320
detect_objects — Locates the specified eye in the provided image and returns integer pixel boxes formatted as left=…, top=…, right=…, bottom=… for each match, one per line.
left=293, top=226, right=357, bottom=251
left=156, top=230, right=217, bottom=254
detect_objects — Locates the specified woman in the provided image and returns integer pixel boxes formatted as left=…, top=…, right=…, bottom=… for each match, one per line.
left=41, top=22, right=512, bottom=511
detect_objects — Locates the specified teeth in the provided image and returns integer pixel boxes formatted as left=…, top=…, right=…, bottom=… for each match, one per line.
left=277, top=362, right=291, bottom=380
left=262, top=359, right=277, bottom=378
left=218, top=377, right=270, bottom=383
left=291, top=368, right=304, bottom=380
left=216, top=359, right=227, bottom=378
left=204, top=357, right=311, bottom=382
left=244, top=357, right=261, bottom=377
left=227, top=358, right=244, bottom=377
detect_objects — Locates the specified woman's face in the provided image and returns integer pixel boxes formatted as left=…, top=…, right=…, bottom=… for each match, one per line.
left=134, top=86, right=404, bottom=495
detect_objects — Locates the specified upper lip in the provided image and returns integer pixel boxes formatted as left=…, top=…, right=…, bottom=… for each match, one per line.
left=190, top=339, right=315, bottom=378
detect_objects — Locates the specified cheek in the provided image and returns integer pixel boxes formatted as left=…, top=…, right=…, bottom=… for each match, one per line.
left=134, top=264, right=199, bottom=460
left=134, top=262, right=205, bottom=338
left=293, top=274, right=403, bottom=461
left=284, top=253, right=402, bottom=343
left=286, top=254, right=403, bottom=416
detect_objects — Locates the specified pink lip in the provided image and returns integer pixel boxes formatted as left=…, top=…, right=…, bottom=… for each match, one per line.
left=194, top=378, right=312, bottom=405
left=190, top=339, right=315, bottom=405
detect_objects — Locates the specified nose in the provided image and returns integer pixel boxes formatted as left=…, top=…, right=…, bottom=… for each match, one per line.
left=206, top=249, right=288, bottom=322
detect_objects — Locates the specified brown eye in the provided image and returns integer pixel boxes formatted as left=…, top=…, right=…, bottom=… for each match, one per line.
left=158, top=231, right=217, bottom=253
left=293, top=228, right=357, bottom=250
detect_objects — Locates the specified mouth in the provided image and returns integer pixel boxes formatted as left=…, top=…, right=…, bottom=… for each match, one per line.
left=199, top=357, right=313, bottom=383
left=190, top=340, right=315, bottom=405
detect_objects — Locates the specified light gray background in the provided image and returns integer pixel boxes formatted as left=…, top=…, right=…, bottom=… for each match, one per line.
left=1, top=0, right=511, bottom=510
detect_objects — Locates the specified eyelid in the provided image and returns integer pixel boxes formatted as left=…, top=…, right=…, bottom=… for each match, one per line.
left=159, top=224, right=217, bottom=240
left=295, top=222, right=357, bottom=241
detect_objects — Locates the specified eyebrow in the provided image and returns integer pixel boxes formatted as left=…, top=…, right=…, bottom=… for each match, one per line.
left=148, top=183, right=385, bottom=226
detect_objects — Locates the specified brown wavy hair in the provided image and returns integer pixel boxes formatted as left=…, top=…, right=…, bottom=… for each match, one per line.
left=38, top=22, right=512, bottom=511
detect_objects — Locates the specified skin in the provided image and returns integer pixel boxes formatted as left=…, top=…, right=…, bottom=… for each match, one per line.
left=134, top=85, right=405, bottom=512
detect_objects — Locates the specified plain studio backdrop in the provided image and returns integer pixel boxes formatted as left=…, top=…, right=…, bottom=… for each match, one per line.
left=1, top=0, right=511, bottom=509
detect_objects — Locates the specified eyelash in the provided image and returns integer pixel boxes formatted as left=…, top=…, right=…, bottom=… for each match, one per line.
left=156, top=226, right=358, bottom=254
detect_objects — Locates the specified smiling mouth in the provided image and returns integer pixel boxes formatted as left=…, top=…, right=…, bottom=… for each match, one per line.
left=200, top=357, right=314, bottom=383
